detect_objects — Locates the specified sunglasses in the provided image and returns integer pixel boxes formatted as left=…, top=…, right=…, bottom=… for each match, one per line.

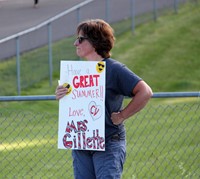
left=76, top=36, right=88, bottom=44
left=98, top=63, right=105, bottom=68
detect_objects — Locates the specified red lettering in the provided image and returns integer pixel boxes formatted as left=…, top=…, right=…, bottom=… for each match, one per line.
left=77, top=120, right=88, bottom=132
left=73, top=76, right=79, bottom=88
left=63, top=133, right=72, bottom=148
left=86, top=138, right=93, bottom=149
left=90, top=105, right=99, bottom=116
left=93, top=74, right=99, bottom=86
left=72, top=74, right=100, bottom=88
left=69, top=107, right=84, bottom=117
left=84, top=75, right=89, bottom=87
left=73, top=135, right=77, bottom=148
left=79, top=76, right=84, bottom=88
left=89, top=75, right=94, bottom=87
left=63, top=129, right=105, bottom=150
left=65, top=120, right=77, bottom=133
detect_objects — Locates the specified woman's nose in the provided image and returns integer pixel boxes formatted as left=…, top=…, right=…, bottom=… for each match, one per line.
left=74, top=40, right=77, bottom=46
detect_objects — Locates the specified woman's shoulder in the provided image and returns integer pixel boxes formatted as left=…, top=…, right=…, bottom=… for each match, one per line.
left=105, top=58, right=124, bottom=69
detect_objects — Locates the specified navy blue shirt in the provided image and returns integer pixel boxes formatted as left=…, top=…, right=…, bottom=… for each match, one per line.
left=103, top=58, right=141, bottom=141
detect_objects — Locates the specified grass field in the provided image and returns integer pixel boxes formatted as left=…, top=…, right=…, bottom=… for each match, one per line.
left=123, top=99, right=199, bottom=178
left=1, top=100, right=199, bottom=178
left=0, top=3, right=200, bottom=179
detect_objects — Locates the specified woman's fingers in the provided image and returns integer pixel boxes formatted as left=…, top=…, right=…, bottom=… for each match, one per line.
left=55, top=85, right=68, bottom=100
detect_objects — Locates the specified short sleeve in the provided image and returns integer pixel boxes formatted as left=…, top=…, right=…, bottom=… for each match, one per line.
left=114, top=63, right=141, bottom=97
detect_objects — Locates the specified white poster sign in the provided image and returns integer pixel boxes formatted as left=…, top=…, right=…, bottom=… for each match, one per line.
left=58, top=61, right=106, bottom=151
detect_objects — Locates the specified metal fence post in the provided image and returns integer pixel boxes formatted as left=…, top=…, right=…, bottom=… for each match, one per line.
left=174, top=0, right=179, bottom=14
left=76, top=7, right=81, bottom=61
left=131, top=0, right=135, bottom=33
left=77, top=7, right=80, bottom=24
left=105, top=0, right=110, bottom=23
left=48, top=23, right=53, bottom=87
left=16, top=36, right=21, bottom=95
left=153, top=0, right=157, bottom=21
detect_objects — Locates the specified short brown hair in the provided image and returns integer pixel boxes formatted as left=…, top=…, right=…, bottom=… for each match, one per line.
left=77, top=19, right=115, bottom=58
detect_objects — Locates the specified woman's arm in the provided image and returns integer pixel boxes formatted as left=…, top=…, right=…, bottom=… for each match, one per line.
left=111, top=80, right=153, bottom=125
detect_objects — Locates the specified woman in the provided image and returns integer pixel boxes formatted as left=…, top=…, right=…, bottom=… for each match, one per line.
left=55, top=19, right=152, bottom=179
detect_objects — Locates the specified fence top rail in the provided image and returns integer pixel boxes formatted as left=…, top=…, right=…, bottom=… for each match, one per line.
left=0, top=92, right=199, bottom=101
left=152, top=92, right=200, bottom=98
left=0, top=0, right=94, bottom=44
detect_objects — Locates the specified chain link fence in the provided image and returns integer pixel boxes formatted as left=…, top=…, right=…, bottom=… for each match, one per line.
left=0, top=98, right=199, bottom=178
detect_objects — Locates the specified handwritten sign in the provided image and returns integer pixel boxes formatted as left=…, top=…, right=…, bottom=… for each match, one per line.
left=58, top=61, right=106, bottom=151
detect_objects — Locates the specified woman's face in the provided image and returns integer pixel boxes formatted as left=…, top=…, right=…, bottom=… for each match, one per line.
left=74, top=32, right=95, bottom=60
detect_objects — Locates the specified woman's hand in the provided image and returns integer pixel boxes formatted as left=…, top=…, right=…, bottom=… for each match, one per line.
left=55, top=85, right=68, bottom=100
left=111, top=112, right=125, bottom=125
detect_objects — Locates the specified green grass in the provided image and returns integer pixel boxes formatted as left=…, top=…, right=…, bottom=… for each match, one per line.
left=1, top=99, right=199, bottom=178
left=0, top=3, right=200, bottom=179
left=122, top=99, right=200, bottom=178
left=113, top=4, right=200, bottom=92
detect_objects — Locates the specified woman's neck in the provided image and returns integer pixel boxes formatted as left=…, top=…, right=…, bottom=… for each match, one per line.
left=85, top=53, right=104, bottom=61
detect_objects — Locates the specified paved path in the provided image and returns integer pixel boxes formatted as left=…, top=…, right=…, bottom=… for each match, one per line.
left=0, top=0, right=84, bottom=39
left=0, top=0, right=178, bottom=40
